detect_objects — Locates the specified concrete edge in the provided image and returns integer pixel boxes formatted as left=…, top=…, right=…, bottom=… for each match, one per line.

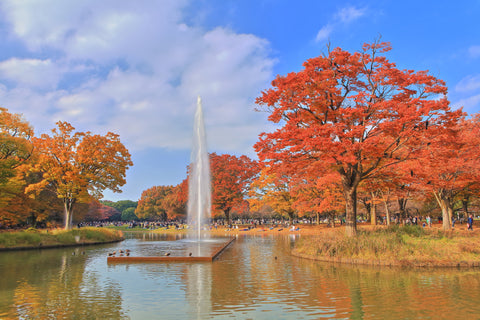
left=107, top=237, right=236, bottom=263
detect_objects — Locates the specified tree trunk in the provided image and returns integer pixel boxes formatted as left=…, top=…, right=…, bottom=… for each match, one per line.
left=343, top=186, right=358, bottom=237
left=398, top=198, right=408, bottom=221
left=225, top=208, right=231, bottom=226
left=370, top=192, right=377, bottom=225
left=63, top=198, right=75, bottom=230
left=433, top=191, right=452, bottom=231
left=359, top=197, right=371, bottom=223
left=383, top=199, right=391, bottom=226
left=341, top=170, right=361, bottom=237
left=287, top=210, right=294, bottom=223
left=370, top=202, right=377, bottom=225
left=462, top=197, right=470, bottom=217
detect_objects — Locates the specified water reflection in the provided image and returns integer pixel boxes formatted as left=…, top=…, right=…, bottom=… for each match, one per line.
left=185, top=263, right=212, bottom=319
left=0, top=247, right=126, bottom=319
left=1, top=233, right=480, bottom=319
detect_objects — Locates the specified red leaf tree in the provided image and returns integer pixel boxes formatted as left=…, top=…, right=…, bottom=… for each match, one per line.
left=412, top=115, right=480, bottom=230
left=255, top=40, right=462, bottom=236
left=210, top=153, right=258, bottom=224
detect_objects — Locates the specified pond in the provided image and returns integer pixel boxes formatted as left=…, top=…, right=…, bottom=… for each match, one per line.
left=1, top=232, right=480, bottom=319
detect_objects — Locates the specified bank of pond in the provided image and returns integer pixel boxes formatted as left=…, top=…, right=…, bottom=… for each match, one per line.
left=0, top=227, right=124, bottom=250
left=1, top=225, right=480, bottom=268
left=293, top=225, right=480, bottom=267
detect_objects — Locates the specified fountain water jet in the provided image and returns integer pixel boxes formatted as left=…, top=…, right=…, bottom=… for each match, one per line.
left=187, top=96, right=211, bottom=239
left=107, top=97, right=234, bottom=263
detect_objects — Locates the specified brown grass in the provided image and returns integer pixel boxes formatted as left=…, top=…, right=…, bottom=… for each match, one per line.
left=291, top=225, right=480, bottom=267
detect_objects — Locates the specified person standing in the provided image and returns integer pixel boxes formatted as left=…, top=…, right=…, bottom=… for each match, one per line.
left=468, top=214, right=474, bottom=231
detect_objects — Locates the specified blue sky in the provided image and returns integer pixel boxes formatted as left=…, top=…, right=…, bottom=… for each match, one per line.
left=0, top=0, right=478, bottom=201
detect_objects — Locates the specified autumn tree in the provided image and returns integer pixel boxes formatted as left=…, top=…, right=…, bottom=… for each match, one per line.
left=293, top=173, right=345, bottom=226
left=210, top=153, right=258, bottom=224
left=28, top=121, right=132, bottom=229
left=82, top=200, right=121, bottom=221
left=250, top=168, right=297, bottom=222
left=0, top=108, right=38, bottom=227
left=0, top=108, right=35, bottom=205
left=255, top=40, right=462, bottom=236
left=163, top=180, right=188, bottom=219
left=0, top=108, right=34, bottom=182
left=412, top=115, right=480, bottom=230
left=135, top=185, right=174, bottom=220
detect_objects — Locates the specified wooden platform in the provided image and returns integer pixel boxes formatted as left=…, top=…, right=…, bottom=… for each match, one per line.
left=107, top=237, right=235, bottom=263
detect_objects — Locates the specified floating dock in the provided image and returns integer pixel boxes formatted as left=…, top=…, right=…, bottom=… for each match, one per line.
left=107, top=237, right=235, bottom=263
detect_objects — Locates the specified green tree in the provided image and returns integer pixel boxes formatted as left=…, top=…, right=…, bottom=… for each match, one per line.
left=121, top=207, right=138, bottom=221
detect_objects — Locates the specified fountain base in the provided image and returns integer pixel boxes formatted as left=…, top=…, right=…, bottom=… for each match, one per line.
left=107, top=237, right=235, bottom=263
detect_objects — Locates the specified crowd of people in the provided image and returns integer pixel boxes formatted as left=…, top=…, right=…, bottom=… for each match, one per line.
left=76, top=214, right=476, bottom=231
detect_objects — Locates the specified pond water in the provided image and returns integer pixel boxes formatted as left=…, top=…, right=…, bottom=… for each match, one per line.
left=1, top=232, right=480, bottom=319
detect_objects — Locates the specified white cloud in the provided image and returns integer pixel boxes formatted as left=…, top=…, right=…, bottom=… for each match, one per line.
left=0, top=58, right=62, bottom=90
left=315, top=25, right=333, bottom=42
left=455, top=75, right=480, bottom=92
left=469, top=45, right=480, bottom=58
left=315, top=5, right=366, bottom=43
left=0, top=0, right=276, bottom=156
left=453, top=75, right=480, bottom=112
left=336, top=6, right=366, bottom=23
left=453, top=94, right=480, bottom=112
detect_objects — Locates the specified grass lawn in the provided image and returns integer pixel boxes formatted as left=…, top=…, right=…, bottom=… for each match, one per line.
left=0, top=227, right=124, bottom=250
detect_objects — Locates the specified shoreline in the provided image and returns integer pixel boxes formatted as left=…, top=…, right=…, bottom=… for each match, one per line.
left=0, top=238, right=124, bottom=252
left=3, top=224, right=479, bottom=268
left=206, top=224, right=480, bottom=268
left=0, top=228, right=124, bottom=252
left=290, top=250, right=480, bottom=268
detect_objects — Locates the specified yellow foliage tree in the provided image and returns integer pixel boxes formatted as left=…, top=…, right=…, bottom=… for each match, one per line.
left=27, top=121, right=133, bottom=229
left=0, top=108, right=36, bottom=226
left=250, top=167, right=296, bottom=221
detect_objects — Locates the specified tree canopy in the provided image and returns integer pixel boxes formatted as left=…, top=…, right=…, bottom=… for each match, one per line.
left=27, top=121, right=133, bottom=229
left=255, top=40, right=463, bottom=236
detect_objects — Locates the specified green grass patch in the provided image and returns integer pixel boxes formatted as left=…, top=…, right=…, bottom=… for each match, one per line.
left=293, top=226, right=480, bottom=267
left=0, top=227, right=124, bottom=249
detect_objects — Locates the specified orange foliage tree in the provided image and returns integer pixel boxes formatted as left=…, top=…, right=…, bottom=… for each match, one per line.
left=210, top=153, right=258, bottom=224
left=0, top=108, right=36, bottom=226
left=293, top=173, right=344, bottom=225
left=412, top=115, right=480, bottom=230
left=27, top=121, right=132, bottom=229
left=163, top=180, right=188, bottom=219
left=249, top=167, right=297, bottom=221
left=0, top=108, right=34, bottom=183
left=255, top=40, right=462, bottom=236
left=135, top=185, right=185, bottom=220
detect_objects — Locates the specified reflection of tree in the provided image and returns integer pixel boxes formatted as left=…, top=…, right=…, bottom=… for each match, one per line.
left=209, top=236, right=262, bottom=309
left=296, top=259, right=480, bottom=319
left=208, top=235, right=480, bottom=319
left=13, top=281, right=43, bottom=319
left=1, top=249, right=126, bottom=319
left=4, top=237, right=480, bottom=318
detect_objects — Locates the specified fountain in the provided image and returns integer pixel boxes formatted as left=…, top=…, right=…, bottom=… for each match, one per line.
left=107, top=97, right=233, bottom=263
left=187, top=96, right=211, bottom=239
